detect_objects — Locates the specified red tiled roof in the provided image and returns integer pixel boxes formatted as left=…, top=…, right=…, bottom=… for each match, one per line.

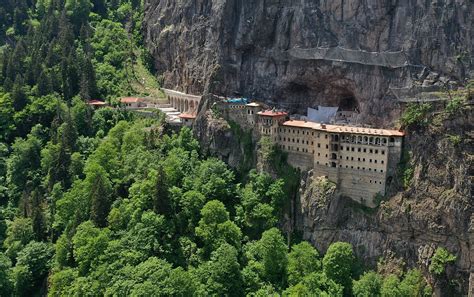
left=87, top=100, right=107, bottom=106
left=120, top=97, right=143, bottom=103
left=258, top=110, right=288, bottom=117
left=179, top=113, right=197, bottom=119
left=282, top=120, right=405, bottom=137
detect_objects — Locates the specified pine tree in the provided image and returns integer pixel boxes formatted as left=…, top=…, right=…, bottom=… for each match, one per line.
left=153, top=166, right=170, bottom=215
left=78, top=50, right=97, bottom=100
left=86, top=163, right=112, bottom=228
left=30, top=191, right=47, bottom=241
left=37, top=69, right=52, bottom=96
left=11, top=75, right=28, bottom=111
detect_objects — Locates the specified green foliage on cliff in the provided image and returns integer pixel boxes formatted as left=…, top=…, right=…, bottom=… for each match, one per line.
left=0, top=1, right=437, bottom=296
left=429, top=247, right=457, bottom=276
left=400, top=103, right=432, bottom=127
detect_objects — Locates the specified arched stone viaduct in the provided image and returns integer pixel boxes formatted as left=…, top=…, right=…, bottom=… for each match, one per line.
left=163, top=88, right=202, bottom=114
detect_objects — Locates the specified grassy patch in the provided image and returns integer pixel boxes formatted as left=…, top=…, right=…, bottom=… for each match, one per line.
left=269, top=145, right=301, bottom=199
left=398, top=149, right=414, bottom=189
left=128, top=50, right=164, bottom=99
left=228, top=121, right=254, bottom=178
left=446, top=134, right=462, bottom=146
left=400, top=103, right=432, bottom=128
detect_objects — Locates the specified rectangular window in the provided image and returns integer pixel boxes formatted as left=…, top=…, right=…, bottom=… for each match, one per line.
left=382, top=151, right=385, bottom=155
left=363, top=148, right=366, bottom=153
left=358, top=148, right=361, bottom=152
left=375, top=150, right=378, bottom=154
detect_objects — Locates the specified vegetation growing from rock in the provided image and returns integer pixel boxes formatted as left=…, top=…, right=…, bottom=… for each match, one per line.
left=429, top=247, right=457, bottom=276
left=0, top=0, right=467, bottom=296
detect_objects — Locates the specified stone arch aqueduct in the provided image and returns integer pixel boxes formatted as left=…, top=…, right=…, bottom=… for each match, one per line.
left=163, top=88, right=201, bottom=114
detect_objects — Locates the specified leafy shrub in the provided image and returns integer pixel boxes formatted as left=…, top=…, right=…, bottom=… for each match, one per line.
left=398, top=149, right=414, bottom=189
left=445, top=97, right=464, bottom=115
left=447, top=134, right=462, bottom=146
left=400, top=103, right=432, bottom=127
left=429, top=247, right=456, bottom=276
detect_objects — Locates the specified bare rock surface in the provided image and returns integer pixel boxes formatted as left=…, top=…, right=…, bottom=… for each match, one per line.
left=297, top=107, right=473, bottom=295
left=144, top=0, right=472, bottom=125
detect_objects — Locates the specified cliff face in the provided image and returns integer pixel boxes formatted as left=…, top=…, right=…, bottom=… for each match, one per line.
left=143, top=1, right=473, bottom=294
left=298, top=106, right=473, bottom=295
left=144, top=0, right=472, bottom=124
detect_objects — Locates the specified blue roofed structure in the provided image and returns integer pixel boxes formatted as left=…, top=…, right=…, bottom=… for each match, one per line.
left=224, top=98, right=249, bottom=104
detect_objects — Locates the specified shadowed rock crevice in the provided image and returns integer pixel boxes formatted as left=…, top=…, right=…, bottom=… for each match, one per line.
left=144, top=0, right=472, bottom=125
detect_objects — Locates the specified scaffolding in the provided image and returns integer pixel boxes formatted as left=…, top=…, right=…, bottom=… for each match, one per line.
left=288, top=47, right=410, bottom=69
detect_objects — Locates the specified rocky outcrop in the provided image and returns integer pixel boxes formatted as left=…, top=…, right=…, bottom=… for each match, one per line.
left=144, top=0, right=472, bottom=125
left=143, top=1, right=473, bottom=294
left=193, top=94, right=254, bottom=170
left=298, top=106, right=473, bottom=295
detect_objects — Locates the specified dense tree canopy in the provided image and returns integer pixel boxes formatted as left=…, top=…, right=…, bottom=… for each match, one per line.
left=0, top=0, right=439, bottom=296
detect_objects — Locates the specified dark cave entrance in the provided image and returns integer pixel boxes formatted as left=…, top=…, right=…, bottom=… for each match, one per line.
left=338, top=93, right=359, bottom=112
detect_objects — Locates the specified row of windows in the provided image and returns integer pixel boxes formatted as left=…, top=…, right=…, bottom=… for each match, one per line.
left=281, top=145, right=313, bottom=153
left=228, top=105, right=245, bottom=109
left=369, top=180, right=384, bottom=184
left=341, top=146, right=386, bottom=155
left=340, top=135, right=395, bottom=146
left=279, top=139, right=387, bottom=157
left=315, top=161, right=385, bottom=173
left=341, top=156, right=385, bottom=164
left=280, top=137, right=313, bottom=145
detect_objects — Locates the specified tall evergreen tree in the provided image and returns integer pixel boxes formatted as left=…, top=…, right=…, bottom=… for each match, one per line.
left=37, top=69, right=52, bottom=96
left=11, top=75, right=28, bottom=111
left=85, top=163, right=112, bottom=227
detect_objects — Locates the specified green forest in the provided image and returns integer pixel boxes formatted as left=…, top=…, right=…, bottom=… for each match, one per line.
left=0, top=1, right=452, bottom=296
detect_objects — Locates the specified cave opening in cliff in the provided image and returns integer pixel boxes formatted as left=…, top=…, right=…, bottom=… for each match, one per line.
left=338, top=94, right=359, bottom=112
